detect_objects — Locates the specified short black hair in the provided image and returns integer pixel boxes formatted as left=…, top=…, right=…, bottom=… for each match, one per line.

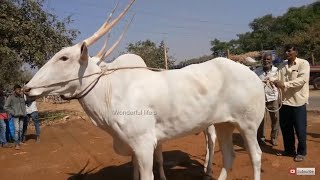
left=13, top=84, right=21, bottom=90
left=285, top=44, right=298, bottom=51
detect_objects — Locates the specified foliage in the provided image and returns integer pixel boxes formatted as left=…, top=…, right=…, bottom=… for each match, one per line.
left=210, top=38, right=245, bottom=57
left=174, top=54, right=215, bottom=69
left=126, top=40, right=175, bottom=69
left=0, top=0, right=79, bottom=87
left=210, top=1, right=320, bottom=63
left=210, top=38, right=231, bottom=57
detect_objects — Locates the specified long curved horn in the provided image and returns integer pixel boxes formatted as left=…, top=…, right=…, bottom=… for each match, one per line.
left=95, top=2, right=119, bottom=58
left=96, top=31, right=111, bottom=59
left=105, top=2, right=119, bottom=27
left=83, top=0, right=135, bottom=47
left=100, top=14, right=135, bottom=62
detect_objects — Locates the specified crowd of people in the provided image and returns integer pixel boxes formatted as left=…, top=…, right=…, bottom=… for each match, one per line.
left=0, top=82, right=40, bottom=150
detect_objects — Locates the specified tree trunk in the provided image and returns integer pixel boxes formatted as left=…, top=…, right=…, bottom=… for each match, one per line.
left=311, top=52, right=315, bottom=66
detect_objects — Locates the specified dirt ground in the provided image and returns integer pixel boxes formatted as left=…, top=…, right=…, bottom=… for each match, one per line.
left=0, top=100, right=319, bottom=180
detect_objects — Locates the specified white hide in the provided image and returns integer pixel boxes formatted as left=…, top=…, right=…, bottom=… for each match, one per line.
left=94, top=53, right=215, bottom=180
left=107, top=54, right=218, bottom=180
left=25, top=42, right=265, bottom=180
left=93, top=54, right=167, bottom=180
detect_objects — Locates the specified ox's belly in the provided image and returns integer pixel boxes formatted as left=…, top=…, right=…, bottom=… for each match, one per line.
left=154, top=114, right=215, bottom=141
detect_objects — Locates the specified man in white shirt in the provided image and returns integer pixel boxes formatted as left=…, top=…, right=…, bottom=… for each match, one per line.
left=254, top=52, right=280, bottom=146
left=22, top=82, right=41, bottom=143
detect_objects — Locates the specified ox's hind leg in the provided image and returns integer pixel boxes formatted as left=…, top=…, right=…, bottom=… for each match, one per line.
left=215, top=123, right=235, bottom=180
left=154, top=144, right=167, bottom=180
left=203, top=125, right=216, bottom=180
left=238, top=124, right=262, bottom=180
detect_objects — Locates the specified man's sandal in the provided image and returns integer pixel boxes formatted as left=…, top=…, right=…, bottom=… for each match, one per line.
left=294, top=155, right=305, bottom=162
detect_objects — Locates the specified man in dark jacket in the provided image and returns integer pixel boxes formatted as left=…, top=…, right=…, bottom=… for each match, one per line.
left=4, top=85, right=26, bottom=150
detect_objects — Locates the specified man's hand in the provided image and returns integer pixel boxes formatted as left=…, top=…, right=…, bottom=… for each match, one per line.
left=272, top=80, right=285, bottom=88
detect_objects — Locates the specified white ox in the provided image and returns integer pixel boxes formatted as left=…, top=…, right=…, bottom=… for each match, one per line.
left=91, top=15, right=217, bottom=178
left=90, top=8, right=216, bottom=178
left=93, top=53, right=217, bottom=180
left=24, top=1, right=265, bottom=179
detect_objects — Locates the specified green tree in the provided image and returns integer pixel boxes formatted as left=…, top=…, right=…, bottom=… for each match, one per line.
left=210, top=38, right=230, bottom=57
left=210, top=1, right=320, bottom=63
left=126, top=39, right=175, bottom=69
left=174, top=54, right=214, bottom=69
left=0, top=0, right=79, bottom=87
left=281, top=21, right=320, bottom=64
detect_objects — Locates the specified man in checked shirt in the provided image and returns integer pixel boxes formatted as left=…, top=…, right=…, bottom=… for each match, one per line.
left=254, top=52, right=280, bottom=146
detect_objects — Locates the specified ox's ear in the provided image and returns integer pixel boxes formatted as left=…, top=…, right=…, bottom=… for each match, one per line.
left=79, top=41, right=89, bottom=63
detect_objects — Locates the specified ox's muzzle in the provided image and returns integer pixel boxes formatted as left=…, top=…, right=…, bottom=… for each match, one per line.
left=23, top=87, right=31, bottom=94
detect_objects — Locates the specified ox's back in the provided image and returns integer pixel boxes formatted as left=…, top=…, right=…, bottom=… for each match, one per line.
left=157, top=57, right=265, bottom=139
left=108, top=54, right=147, bottom=68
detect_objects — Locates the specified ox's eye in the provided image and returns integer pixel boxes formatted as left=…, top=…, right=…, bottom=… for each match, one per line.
left=60, top=56, right=68, bottom=61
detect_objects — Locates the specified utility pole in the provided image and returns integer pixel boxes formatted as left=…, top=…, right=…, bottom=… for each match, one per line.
left=164, top=41, right=168, bottom=70
left=227, top=49, right=230, bottom=59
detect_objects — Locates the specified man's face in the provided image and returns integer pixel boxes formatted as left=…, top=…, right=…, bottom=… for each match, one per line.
left=262, top=55, right=272, bottom=68
left=285, top=47, right=297, bottom=61
left=15, top=88, right=21, bottom=95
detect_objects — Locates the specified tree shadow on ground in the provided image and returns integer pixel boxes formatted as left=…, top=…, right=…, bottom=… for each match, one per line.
left=24, top=134, right=38, bottom=141
left=307, top=132, right=320, bottom=143
left=67, top=150, right=207, bottom=180
left=67, top=133, right=286, bottom=180
left=232, top=133, right=282, bottom=155
left=307, top=132, right=320, bottom=138
left=38, top=110, right=71, bottom=123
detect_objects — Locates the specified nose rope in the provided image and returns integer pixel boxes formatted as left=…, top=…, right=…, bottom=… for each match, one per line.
left=25, top=71, right=103, bottom=89
left=25, top=66, right=166, bottom=100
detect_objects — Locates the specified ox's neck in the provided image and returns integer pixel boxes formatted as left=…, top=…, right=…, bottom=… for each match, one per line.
left=77, top=68, right=115, bottom=134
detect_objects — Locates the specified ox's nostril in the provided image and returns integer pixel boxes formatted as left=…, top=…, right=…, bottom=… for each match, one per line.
left=23, top=87, right=31, bottom=93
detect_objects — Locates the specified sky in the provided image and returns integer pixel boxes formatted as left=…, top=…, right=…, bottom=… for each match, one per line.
left=41, top=0, right=315, bottom=64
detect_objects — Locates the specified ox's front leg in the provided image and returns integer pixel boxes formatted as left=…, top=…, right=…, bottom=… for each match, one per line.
left=132, top=136, right=156, bottom=180
left=154, top=144, right=166, bottom=180
left=132, top=155, right=139, bottom=180
left=203, top=125, right=216, bottom=180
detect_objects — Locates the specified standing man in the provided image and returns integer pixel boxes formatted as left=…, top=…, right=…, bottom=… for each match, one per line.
left=4, top=85, right=26, bottom=150
left=273, top=44, right=310, bottom=162
left=254, top=52, right=280, bottom=146
left=0, top=89, right=12, bottom=148
left=22, top=85, right=41, bottom=143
